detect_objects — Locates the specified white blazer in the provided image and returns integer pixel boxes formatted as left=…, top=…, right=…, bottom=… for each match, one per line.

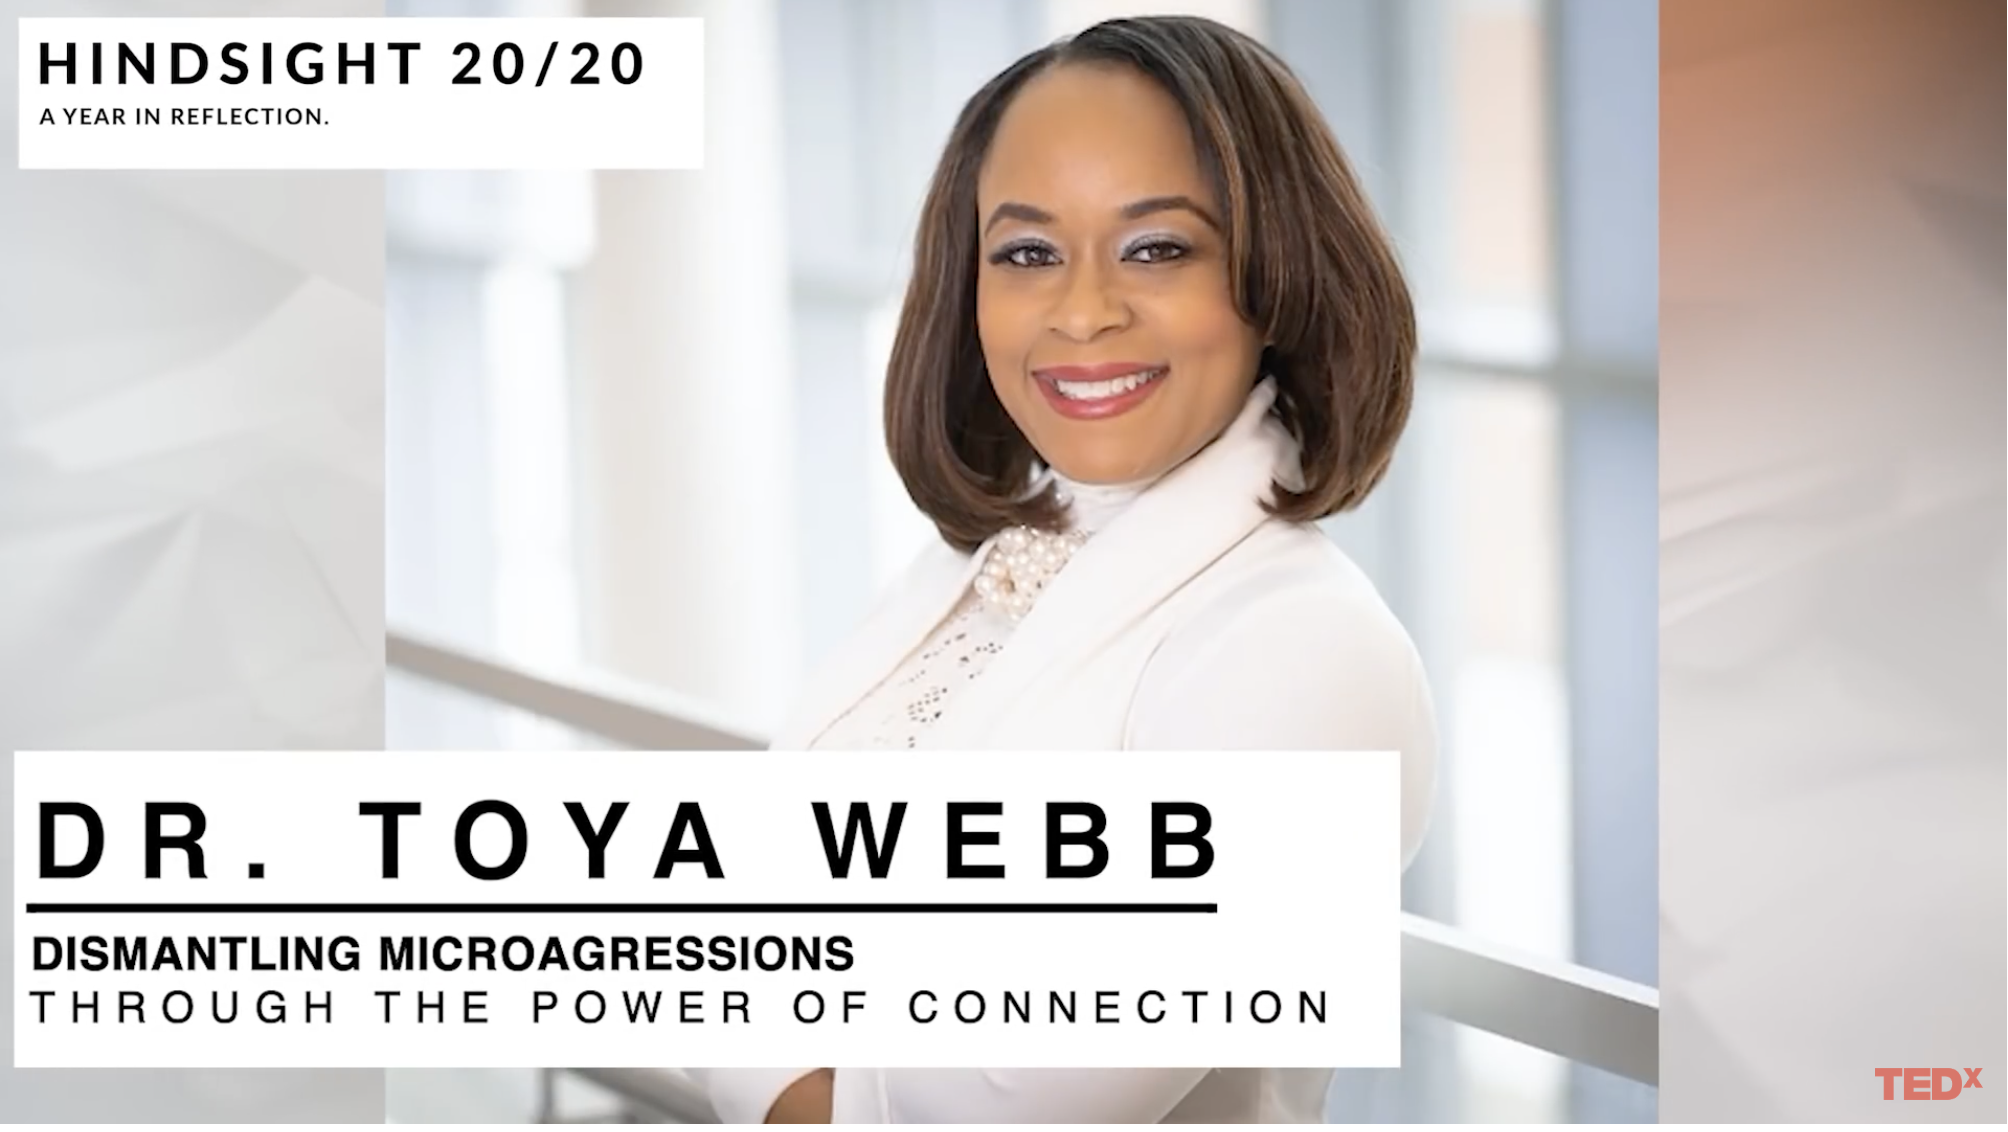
left=700, top=381, right=1437, bottom=1123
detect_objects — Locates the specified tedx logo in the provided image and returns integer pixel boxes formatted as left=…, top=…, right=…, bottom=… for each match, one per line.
left=1875, top=1068, right=1982, bottom=1100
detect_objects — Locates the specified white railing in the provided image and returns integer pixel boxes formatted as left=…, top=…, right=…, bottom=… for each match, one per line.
left=552, top=1067, right=717, bottom=1124
left=388, top=632, right=763, bottom=752
left=388, top=628, right=1659, bottom=1122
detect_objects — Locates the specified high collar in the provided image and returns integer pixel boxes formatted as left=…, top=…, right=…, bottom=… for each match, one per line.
left=1050, top=471, right=1154, bottom=534
left=777, top=378, right=1298, bottom=749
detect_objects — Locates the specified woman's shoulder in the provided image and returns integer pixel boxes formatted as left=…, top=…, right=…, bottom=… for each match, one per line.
left=1172, top=519, right=1413, bottom=654
left=1125, top=517, right=1432, bottom=737
left=1126, top=520, right=1439, bottom=872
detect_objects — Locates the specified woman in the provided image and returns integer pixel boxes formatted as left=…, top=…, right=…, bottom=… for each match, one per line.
left=701, top=14, right=1435, bottom=1124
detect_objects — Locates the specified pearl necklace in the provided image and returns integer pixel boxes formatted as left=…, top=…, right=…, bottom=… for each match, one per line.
left=972, top=473, right=1149, bottom=623
left=973, top=524, right=1091, bottom=623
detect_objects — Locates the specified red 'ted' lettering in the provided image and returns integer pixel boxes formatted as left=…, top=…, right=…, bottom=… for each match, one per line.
left=1880, top=1067, right=1984, bottom=1099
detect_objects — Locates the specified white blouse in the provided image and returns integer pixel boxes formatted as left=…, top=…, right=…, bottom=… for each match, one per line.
left=811, top=475, right=1146, bottom=752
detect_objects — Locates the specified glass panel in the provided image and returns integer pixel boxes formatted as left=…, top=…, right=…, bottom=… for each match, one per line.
left=386, top=249, right=497, bottom=652
left=1399, top=0, right=1557, bottom=365
left=384, top=168, right=590, bottom=673
left=1563, top=392, right=1660, bottom=989
left=1325, top=1009, right=1656, bottom=1122
left=1556, top=0, right=1658, bottom=369
left=1043, top=0, right=1265, bottom=40
left=481, top=263, right=584, bottom=668
left=1397, top=373, right=1573, bottom=973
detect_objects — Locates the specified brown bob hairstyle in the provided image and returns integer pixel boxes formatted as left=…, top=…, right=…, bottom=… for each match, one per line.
left=884, top=15, right=1415, bottom=553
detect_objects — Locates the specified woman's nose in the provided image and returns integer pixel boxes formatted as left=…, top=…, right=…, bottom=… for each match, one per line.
left=1047, top=261, right=1131, bottom=342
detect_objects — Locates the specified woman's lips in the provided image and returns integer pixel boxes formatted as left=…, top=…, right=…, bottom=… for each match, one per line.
left=1030, top=363, right=1168, bottom=421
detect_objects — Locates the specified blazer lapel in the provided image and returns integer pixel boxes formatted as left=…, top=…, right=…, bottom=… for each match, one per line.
left=927, top=380, right=1297, bottom=746
left=769, top=535, right=993, bottom=749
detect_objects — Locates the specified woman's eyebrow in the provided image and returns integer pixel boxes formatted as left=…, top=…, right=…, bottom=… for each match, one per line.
left=982, top=195, right=1222, bottom=234
left=983, top=201, right=1054, bottom=233
left=1121, top=194, right=1221, bottom=231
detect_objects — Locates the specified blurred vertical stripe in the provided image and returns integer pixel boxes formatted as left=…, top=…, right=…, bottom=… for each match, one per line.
left=1661, top=0, right=2004, bottom=1121
left=0, top=1, right=386, bottom=1121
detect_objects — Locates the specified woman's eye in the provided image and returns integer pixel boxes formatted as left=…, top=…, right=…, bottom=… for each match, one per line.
left=1127, top=239, right=1189, bottom=264
left=990, top=243, right=1059, bottom=268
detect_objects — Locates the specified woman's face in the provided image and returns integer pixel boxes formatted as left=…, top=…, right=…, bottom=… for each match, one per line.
left=975, top=63, right=1264, bottom=486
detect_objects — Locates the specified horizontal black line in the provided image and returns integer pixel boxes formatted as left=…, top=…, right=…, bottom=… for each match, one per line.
left=24, top=902, right=1217, bottom=915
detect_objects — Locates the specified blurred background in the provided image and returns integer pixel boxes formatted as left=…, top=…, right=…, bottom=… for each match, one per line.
left=384, top=0, right=1657, bottom=1122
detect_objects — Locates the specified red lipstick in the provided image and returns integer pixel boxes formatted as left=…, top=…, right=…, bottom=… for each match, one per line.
left=1029, top=362, right=1169, bottom=421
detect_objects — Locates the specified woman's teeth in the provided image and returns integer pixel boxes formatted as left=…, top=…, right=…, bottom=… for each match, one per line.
left=1051, top=368, right=1166, bottom=401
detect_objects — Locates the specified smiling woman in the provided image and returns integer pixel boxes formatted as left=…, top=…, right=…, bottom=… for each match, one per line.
left=699, top=14, right=1436, bottom=1125
left=975, top=63, right=1262, bottom=487
left=883, top=19, right=1413, bottom=555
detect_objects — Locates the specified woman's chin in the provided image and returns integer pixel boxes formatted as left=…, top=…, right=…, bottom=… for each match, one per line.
left=1040, top=448, right=1167, bottom=487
